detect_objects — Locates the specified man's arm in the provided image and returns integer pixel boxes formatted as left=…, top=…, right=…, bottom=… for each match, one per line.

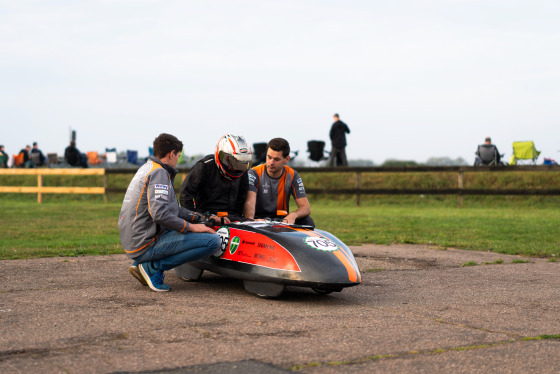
left=285, top=196, right=311, bottom=224
left=235, top=172, right=249, bottom=215
left=243, top=191, right=257, bottom=219
left=243, top=170, right=260, bottom=219
left=179, top=163, right=202, bottom=210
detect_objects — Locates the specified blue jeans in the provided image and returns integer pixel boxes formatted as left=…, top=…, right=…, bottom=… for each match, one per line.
left=133, top=230, right=221, bottom=272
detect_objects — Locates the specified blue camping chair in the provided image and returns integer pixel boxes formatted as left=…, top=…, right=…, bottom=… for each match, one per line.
left=127, top=150, right=138, bottom=164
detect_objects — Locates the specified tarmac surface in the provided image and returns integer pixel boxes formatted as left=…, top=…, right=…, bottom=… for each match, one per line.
left=1, top=244, right=559, bottom=373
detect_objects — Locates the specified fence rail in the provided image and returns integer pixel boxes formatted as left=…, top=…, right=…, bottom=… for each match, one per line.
left=106, top=165, right=560, bottom=207
left=2, top=165, right=560, bottom=206
left=0, top=168, right=106, bottom=203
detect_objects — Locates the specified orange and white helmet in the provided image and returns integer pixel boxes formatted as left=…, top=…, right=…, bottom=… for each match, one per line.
left=215, top=134, right=252, bottom=180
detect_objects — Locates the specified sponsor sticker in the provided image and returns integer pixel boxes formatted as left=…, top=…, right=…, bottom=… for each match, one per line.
left=154, top=189, right=168, bottom=195
left=154, top=184, right=169, bottom=190
left=214, top=227, right=229, bottom=257
left=304, top=237, right=339, bottom=252
left=229, top=236, right=240, bottom=254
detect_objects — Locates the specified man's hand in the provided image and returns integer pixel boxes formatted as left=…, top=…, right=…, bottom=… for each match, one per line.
left=188, top=223, right=216, bottom=234
left=210, top=215, right=230, bottom=224
left=284, top=212, right=297, bottom=224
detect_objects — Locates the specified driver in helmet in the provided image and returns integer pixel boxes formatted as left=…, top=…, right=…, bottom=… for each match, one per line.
left=179, top=134, right=252, bottom=222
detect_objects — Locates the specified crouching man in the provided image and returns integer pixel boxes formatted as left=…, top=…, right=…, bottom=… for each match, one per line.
left=243, top=137, right=314, bottom=227
left=119, top=133, right=221, bottom=292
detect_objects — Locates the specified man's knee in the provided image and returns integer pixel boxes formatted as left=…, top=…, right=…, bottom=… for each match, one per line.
left=207, top=234, right=221, bottom=251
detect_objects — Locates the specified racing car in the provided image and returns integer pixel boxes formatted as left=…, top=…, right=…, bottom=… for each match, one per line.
left=174, top=214, right=361, bottom=298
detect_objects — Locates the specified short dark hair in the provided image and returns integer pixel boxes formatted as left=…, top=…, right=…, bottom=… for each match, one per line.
left=153, top=133, right=183, bottom=159
left=485, top=137, right=491, bottom=143
left=334, top=113, right=339, bottom=118
left=267, top=138, right=290, bottom=158
left=33, top=142, right=38, bottom=146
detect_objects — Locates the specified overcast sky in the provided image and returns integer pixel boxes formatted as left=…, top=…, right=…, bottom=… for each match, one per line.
left=1, top=0, right=559, bottom=165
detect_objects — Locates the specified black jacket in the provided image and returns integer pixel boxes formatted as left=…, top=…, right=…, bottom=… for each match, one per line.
left=330, top=120, right=350, bottom=148
left=179, top=155, right=248, bottom=217
left=64, top=146, right=80, bottom=166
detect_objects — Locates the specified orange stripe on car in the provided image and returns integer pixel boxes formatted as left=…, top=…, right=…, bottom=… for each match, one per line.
left=333, top=250, right=360, bottom=283
left=298, top=230, right=360, bottom=282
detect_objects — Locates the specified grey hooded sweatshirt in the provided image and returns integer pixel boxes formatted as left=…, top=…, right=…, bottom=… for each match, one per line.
left=119, top=156, right=196, bottom=258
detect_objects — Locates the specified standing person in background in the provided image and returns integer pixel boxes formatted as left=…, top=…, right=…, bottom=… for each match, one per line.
left=31, top=142, right=46, bottom=167
left=0, top=145, right=8, bottom=168
left=328, top=113, right=350, bottom=167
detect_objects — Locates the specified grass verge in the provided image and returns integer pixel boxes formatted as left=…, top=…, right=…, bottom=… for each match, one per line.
left=0, top=198, right=559, bottom=260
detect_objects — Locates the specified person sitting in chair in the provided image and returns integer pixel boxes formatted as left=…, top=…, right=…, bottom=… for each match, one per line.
left=474, top=137, right=502, bottom=166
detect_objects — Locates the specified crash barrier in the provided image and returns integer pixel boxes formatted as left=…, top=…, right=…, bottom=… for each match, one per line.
left=0, top=168, right=106, bottom=203
left=3, top=165, right=560, bottom=206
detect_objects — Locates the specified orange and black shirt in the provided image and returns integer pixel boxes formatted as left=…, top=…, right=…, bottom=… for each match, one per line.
left=248, top=164, right=307, bottom=218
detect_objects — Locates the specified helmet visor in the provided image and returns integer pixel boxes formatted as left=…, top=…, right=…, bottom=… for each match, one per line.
left=219, top=152, right=252, bottom=177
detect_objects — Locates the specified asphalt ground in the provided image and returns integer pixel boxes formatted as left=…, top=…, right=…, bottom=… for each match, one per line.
left=1, top=244, right=559, bottom=373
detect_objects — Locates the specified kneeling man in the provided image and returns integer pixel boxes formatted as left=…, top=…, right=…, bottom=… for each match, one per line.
left=119, top=133, right=221, bottom=292
left=243, top=137, right=314, bottom=227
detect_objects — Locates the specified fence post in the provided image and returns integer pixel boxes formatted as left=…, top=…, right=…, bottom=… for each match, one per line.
left=103, top=172, right=108, bottom=203
left=356, top=171, right=362, bottom=206
left=457, top=171, right=463, bottom=208
left=37, top=173, right=42, bottom=204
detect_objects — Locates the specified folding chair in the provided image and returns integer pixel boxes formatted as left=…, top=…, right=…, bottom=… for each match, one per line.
left=509, top=141, right=541, bottom=165
left=105, top=148, right=117, bottom=164
left=307, top=140, right=328, bottom=162
left=47, top=153, right=59, bottom=165
left=474, top=145, right=499, bottom=166
left=252, top=143, right=268, bottom=166
left=87, top=151, right=101, bottom=165
left=12, top=153, right=25, bottom=167
left=126, top=150, right=138, bottom=165
left=0, top=153, right=7, bottom=168
left=30, top=152, right=43, bottom=167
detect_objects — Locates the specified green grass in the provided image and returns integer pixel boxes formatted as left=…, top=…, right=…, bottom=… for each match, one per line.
left=462, top=261, right=479, bottom=267
left=484, top=259, right=504, bottom=265
left=313, top=199, right=560, bottom=257
left=1, top=195, right=559, bottom=259
left=0, top=201, right=121, bottom=259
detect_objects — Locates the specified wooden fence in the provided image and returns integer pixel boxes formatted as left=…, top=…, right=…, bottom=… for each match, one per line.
left=2, top=165, right=560, bottom=206
left=0, top=168, right=106, bottom=203
left=108, top=165, right=560, bottom=207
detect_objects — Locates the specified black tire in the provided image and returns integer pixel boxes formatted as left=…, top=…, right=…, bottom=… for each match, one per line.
left=311, top=288, right=334, bottom=295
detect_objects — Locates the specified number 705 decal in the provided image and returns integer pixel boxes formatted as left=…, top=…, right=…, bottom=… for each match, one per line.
left=303, top=237, right=339, bottom=252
